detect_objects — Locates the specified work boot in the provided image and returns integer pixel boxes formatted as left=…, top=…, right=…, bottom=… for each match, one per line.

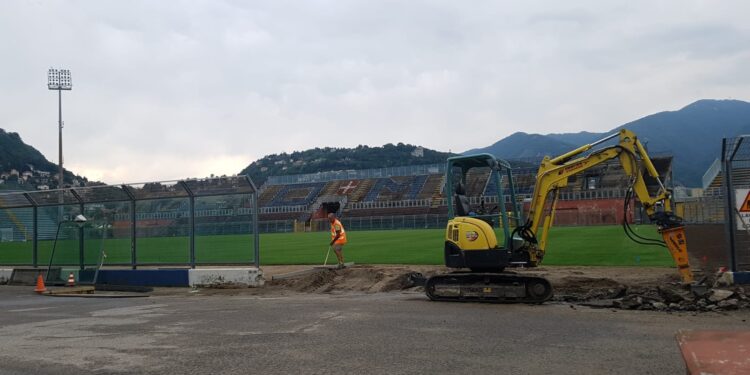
left=337, top=263, right=345, bottom=270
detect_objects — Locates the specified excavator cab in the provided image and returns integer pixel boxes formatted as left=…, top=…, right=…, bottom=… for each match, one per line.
left=442, top=154, right=527, bottom=271
left=446, top=154, right=522, bottom=229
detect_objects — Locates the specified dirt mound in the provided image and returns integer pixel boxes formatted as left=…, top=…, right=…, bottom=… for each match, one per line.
left=268, top=266, right=438, bottom=294
left=276, top=269, right=339, bottom=293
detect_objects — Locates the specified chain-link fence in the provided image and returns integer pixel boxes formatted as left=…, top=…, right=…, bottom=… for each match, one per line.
left=681, top=188, right=725, bottom=224
left=0, top=176, right=260, bottom=268
left=339, top=214, right=448, bottom=231
left=682, top=136, right=750, bottom=272
left=722, top=136, right=750, bottom=271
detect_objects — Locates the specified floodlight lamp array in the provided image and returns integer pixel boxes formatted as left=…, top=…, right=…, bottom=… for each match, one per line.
left=47, top=68, right=72, bottom=90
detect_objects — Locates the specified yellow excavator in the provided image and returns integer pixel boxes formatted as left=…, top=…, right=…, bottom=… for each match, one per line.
left=425, top=129, right=693, bottom=303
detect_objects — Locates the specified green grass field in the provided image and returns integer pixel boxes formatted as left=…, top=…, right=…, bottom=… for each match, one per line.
left=0, top=225, right=674, bottom=267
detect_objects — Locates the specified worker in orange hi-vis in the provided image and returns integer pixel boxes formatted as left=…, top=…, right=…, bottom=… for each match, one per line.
left=328, top=213, right=348, bottom=269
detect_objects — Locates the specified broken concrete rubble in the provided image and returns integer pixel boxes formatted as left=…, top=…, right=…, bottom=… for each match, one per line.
left=651, top=302, right=668, bottom=310
left=657, top=285, right=690, bottom=303
left=553, top=279, right=750, bottom=312
left=718, top=299, right=739, bottom=310
left=708, top=289, right=735, bottom=302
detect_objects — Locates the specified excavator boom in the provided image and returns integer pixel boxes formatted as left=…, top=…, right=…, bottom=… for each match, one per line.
left=522, top=129, right=694, bottom=283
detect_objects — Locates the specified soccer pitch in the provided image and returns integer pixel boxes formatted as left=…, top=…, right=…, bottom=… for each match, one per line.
left=0, top=225, right=674, bottom=267
left=261, top=225, right=674, bottom=266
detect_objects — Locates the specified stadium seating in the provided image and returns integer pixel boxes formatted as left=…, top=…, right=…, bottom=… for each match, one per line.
left=268, top=182, right=327, bottom=207
left=464, top=168, right=491, bottom=196
left=363, top=175, right=428, bottom=202
left=348, top=179, right=375, bottom=203
left=258, top=184, right=283, bottom=206
left=706, top=168, right=750, bottom=189
left=320, top=179, right=369, bottom=202
left=417, top=174, right=444, bottom=200
left=484, top=170, right=536, bottom=197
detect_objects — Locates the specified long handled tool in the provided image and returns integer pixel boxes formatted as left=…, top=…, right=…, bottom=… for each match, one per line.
left=323, top=246, right=332, bottom=266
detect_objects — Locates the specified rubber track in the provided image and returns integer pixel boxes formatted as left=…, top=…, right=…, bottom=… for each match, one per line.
left=425, top=272, right=553, bottom=304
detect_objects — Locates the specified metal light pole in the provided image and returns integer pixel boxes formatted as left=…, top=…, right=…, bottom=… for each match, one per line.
left=47, top=68, right=72, bottom=189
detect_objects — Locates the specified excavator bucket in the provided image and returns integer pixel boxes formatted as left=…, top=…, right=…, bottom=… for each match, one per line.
left=661, top=226, right=694, bottom=284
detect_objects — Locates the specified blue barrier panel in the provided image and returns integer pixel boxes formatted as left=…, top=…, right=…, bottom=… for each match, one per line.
left=96, top=269, right=189, bottom=287
left=734, top=271, right=750, bottom=284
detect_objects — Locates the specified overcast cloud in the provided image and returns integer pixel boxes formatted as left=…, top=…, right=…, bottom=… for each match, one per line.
left=0, top=1, right=749, bottom=184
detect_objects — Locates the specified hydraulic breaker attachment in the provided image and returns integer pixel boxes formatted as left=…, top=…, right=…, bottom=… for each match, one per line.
left=661, top=226, right=694, bottom=284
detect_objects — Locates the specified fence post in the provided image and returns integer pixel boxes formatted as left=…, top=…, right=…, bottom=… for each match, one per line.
left=69, top=189, right=85, bottom=270
left=79, top=203, right=85, bottom=270
left=189, top=195, right=196, bottom=268
left=178, top=181, right=196, bottom=269
left=722, top=138, right=740, bottom=272
left=252, top=191, right=260, bottom=268
left=130, top=201, right=137, bottom=269
left=32, top=206, right=38, bottom=267
left=121, top=185, right=138, bottom=270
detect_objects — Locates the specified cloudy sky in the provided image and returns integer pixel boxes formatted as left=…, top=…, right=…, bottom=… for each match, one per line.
left=1, top=1, right=749, bottom=184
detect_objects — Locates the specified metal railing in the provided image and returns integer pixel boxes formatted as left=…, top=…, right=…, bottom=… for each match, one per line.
left=702, top=158, right=722, bottom=189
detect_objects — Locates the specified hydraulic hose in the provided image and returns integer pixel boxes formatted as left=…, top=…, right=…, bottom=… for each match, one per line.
left=619, top=148, right=666, bottom=248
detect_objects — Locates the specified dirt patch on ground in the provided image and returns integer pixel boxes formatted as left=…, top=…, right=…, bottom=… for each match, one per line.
left=184, top=265, right=749, bottom=312
left=270, top=265, right=438, bottom=293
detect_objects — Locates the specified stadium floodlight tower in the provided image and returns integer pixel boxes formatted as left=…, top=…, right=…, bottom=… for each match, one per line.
left=47, top=68, right=72, bottom=190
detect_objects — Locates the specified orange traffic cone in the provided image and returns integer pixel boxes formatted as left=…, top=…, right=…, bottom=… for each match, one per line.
left=66, top=272, right=76, bottom=287
left=34, top=274, right=47, bottom=294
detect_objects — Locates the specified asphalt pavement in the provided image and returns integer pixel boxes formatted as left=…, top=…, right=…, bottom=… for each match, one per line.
left=0, top=286, right=748, bottom=374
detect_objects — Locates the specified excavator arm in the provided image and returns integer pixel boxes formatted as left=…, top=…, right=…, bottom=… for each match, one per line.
left=517, top=129, right=693, bottom=283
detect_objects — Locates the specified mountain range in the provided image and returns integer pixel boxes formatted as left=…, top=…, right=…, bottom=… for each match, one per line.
left=465, top=99, right=750, bottom=187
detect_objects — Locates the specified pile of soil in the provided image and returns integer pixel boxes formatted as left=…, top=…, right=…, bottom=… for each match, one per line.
left=269, top=265, right=439, bottom=293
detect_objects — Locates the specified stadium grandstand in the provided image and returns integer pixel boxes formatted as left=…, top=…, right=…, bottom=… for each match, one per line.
left=256, top=156, right=674, bottom=228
